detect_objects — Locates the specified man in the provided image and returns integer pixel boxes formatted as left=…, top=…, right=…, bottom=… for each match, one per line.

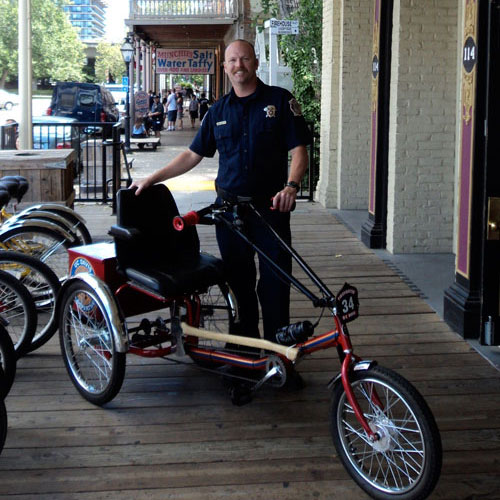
left=132, top=39, right=311, bottom=347
left=148, top=95, right=164, bottom=140
left=166, top=89, right=178, bottom=131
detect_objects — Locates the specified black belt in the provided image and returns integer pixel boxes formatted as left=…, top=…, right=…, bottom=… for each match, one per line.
left=215, top=185, right=272, bottom=205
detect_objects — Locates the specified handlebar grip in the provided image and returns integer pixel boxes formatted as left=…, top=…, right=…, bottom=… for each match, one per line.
left=173, top=211, right=200, bottom=231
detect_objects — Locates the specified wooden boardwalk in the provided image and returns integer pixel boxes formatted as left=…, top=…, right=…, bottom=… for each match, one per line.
left=1, top=202, right=499, bottom=499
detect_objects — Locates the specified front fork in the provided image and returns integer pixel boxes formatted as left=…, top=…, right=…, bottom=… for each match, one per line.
left=333, top=316, right=380, bottom=442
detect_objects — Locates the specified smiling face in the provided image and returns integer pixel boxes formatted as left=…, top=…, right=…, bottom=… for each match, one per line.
left=223, top=41, right=259, bottom=95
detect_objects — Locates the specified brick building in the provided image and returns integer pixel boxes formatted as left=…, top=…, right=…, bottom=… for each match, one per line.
left=319, top=0, right=498, bottom=343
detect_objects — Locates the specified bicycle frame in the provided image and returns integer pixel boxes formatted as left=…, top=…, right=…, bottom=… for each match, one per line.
left=174, top=200, right=379, bottom=439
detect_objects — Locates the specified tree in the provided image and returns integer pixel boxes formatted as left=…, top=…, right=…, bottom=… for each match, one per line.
left=94, top=42, right=126, bottom=84
left=0, top=0, right=85, bottom=87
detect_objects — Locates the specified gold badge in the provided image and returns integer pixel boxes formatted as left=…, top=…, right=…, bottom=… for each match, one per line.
left=264, top=105, right=276, bottom=118
left=289, top=98, right=302, bottom=116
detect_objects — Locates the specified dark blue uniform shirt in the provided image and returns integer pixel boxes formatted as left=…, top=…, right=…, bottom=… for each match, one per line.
left=190, top=79, right=312, bottom=198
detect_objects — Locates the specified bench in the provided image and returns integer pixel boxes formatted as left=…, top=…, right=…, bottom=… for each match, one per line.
left=130, top=137, right=160, bottom=151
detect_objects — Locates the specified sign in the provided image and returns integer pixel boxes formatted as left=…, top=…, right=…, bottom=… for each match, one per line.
left=156, top=48, right=215, bottom=75
left=122, top=76, right=129, bottom=92
left=134, top=90, right=149, bottom=117
left=269, top=19, right=299, bottom=35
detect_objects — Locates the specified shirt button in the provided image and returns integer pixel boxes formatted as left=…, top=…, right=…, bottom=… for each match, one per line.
left=244, top=149, right=247, bottom=153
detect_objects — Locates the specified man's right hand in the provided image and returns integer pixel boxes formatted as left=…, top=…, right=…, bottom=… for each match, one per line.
left=129, top=177, right=152, bottom=195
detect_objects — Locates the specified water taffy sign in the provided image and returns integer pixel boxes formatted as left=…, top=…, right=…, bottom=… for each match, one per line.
left=156, top=49, right=215, bottom=75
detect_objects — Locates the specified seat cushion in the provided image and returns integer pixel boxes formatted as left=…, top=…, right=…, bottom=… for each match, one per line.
left=124, top=252, right=225, bottom=297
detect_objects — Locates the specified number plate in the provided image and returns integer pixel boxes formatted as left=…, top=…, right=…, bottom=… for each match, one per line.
left=336, top=282, right=359, bottom=323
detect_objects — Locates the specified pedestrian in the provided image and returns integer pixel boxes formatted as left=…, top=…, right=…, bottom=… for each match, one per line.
left=199, top=92, right=209, bottom=122
left=161, top=96, right=168, bottom=129
left=176, top=92, right=184, bottom=130
left=131, top=40, right=311, bottom=384
left=166, top=89, right=177, bottom=131
left=148, top=95, right=164, bottom=142
left=188, top=95, right=199, bottom=128
left=131, top=116, right=147, bottom=138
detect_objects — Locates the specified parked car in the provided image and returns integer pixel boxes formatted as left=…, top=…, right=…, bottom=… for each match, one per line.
left=46, top=82, right=119, bottom=124
left=0, top=90, right=20, bottom=111
left=32, top=116, right=86, bottom=150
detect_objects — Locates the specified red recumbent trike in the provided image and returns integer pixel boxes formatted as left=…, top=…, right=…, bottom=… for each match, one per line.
left=56, top=184, right=442, bottom=500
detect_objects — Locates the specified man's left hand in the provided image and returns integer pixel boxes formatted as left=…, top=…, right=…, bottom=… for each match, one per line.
left=272, top=186, right=297, bottom=212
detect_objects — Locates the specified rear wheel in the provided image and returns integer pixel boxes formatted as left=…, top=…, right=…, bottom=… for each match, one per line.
left=0, top=270, right=37, bottom=358
left=186, top=282, right=237, bottom=367
left=58, top=280, right=125, bottom=405
left=0, top=226, right=73, bottom=280
left=0, top=252, right=61, bottom=353
left=0, top=398, right=6, bottom=455
left=0, top=324, right=16, bottom=398
left=330, top=365, right=442, bottom=500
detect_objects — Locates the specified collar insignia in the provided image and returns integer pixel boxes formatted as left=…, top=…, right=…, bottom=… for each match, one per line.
left=264, top=105, right=276, bottom=118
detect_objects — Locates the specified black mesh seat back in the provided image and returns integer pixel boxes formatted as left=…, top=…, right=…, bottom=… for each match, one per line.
left=115, top=185, right=200, bottom=272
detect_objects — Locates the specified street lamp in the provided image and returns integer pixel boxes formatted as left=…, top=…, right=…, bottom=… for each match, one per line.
left=120, top=35, right=134, bottom=153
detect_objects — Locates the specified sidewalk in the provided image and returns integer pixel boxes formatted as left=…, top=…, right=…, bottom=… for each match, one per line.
left=2, top=125, right=499, bottom=498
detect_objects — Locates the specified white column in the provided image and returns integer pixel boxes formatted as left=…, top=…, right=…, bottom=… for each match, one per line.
left=18, top=0, right=32, bottom=149
left=135, top=38, right=141, bottom=90
left=141, top=41, right=146, bottom=91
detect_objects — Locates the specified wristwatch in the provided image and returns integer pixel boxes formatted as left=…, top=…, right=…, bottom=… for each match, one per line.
left=285, top=181, right=300, bottom=191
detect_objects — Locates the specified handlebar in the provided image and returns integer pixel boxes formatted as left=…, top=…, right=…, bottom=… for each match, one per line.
left=173, top=204, right=219, bottom=231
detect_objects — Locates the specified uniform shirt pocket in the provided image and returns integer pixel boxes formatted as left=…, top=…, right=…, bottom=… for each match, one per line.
left=214, top=125, right=234, bottom=156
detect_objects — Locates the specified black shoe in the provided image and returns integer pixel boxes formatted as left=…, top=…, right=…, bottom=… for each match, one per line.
left=283, top=370, right=305, bottom=391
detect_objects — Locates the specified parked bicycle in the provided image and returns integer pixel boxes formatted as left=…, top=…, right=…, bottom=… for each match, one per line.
left=57, top=185, right=442, bottom=499
left=0, top=176, right=92, bottom=280
left=0, top=322, right=15, bottom=457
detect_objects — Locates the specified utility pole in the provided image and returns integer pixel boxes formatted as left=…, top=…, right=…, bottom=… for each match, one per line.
left=18, top=0, right=33, bottom=149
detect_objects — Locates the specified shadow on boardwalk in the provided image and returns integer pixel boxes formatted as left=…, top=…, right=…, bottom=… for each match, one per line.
left=0, top=129, right=499, bottom=499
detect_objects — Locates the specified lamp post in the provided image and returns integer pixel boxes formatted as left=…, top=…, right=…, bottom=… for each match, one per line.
left=120, top=36, right=134, bottom=153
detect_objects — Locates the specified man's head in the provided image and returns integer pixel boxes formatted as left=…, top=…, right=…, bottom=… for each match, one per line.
left=224, top=40, right=259, bottom=93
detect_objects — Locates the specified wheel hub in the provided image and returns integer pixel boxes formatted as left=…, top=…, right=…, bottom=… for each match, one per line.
left=369, top=417, right=397, bottom=452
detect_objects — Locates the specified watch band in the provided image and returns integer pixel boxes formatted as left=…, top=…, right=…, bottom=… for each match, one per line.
left=285, top=181, right=300, bottom=191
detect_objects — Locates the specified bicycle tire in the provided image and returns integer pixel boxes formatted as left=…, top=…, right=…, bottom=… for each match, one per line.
left=41, top=210, right=92, bottom=245
left=0, top=270, right=37, bottom=358
left=185, top=282, right=237, bottom=368
left=0, top=225, right=74, bottom=280
left=0, top=397, right=6, bottom=456
left=330, top=365, right=442, bottom=500
left=59, top=280, right=126, bottom=405
left=0, top=324, right=16, bottom=398
left=0, top=252, right=61, bottom=353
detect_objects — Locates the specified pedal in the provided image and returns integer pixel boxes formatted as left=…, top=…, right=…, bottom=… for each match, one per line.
left=229, top=382, right=253, bottom=406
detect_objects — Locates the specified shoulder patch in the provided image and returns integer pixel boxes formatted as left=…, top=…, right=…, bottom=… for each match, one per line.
left=289, top=98, right=303, bottom=117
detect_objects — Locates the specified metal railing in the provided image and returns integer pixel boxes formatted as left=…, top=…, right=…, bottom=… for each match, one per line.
left=129, top=0, right=237, bottom=19
left=0, top=121, right=125, bottom=209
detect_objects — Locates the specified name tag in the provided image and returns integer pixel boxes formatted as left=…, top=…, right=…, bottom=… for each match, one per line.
left=216, top=120, right=227, bottom=126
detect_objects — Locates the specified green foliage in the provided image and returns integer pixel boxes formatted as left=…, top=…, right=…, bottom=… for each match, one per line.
left=0, top=0, right=85, bottom=86
left=255, top=0, right=322, bottom=189
left=95, top=43, right=126, bottom=84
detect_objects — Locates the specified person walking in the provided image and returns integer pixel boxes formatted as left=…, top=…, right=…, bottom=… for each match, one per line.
left=188, top=95, right=199, bottom=128
left=166, top=89, right=177, bottom=131
left=199, top=92, right=209, bottom=122
left=131, top=40, right=311, bottom=374
left=176, top=92, right=184, bottom=130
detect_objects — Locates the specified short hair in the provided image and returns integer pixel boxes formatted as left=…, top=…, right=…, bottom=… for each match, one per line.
left=224, top=39, right=257, bottom=61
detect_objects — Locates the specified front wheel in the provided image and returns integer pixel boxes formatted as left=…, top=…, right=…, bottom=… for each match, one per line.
left=0, top=324, right=16, bottom=398
left=330, top=365, right=442, bottom=500
left=58, top=280, right=126, bottom=405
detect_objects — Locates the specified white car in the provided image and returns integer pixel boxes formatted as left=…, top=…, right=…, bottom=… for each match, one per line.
left=0, top=90, right=20, bottom=110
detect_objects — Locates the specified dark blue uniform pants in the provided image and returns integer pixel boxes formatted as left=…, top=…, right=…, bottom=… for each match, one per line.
left=216, top=203, right=292, bottom=342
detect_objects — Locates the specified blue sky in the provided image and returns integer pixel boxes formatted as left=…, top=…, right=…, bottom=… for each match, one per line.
left=105, top=0, right=127, bottom=43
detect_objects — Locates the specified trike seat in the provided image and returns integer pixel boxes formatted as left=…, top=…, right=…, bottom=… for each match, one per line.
left=109, top=184, right=225, bottom=296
